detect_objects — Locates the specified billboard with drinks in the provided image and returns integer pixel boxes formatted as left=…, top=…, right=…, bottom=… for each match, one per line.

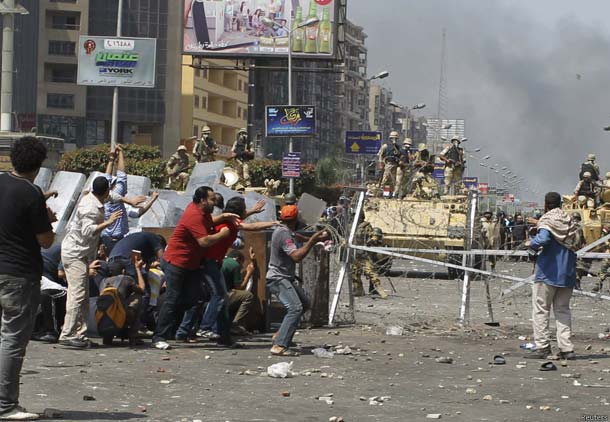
left=183, top=0, right=338, bottom=58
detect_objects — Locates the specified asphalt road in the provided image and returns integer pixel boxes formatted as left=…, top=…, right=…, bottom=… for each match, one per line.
left=17, top=260, right=610, bottom=421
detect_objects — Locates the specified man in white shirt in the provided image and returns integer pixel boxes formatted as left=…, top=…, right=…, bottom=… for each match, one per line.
left=59, top=176, right=122, bottom=349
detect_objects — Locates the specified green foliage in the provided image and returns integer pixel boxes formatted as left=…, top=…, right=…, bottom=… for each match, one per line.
left=58, top=144, right=166, bottom=188
left=316, top=156, right=340, bottom=186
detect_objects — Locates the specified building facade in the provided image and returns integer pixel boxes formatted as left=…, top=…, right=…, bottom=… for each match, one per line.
left=368, top=84, right=393, bottom=136
left=181, top=57, right=248, bottom=158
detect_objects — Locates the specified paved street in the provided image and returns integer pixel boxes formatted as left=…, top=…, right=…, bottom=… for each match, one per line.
left=18, top=260, right=610, bottom=422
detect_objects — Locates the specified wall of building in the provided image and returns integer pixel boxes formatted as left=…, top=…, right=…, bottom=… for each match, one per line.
left=180, top=57, right=248, bottom=158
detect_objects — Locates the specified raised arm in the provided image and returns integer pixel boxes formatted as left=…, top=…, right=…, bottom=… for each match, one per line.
left=135, top=192, right=160, bottom=217
left=289, top=230, right=326, bottom=263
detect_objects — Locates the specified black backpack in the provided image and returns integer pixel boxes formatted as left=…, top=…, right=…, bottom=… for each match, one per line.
left=580, top=162, right=599, bottom=181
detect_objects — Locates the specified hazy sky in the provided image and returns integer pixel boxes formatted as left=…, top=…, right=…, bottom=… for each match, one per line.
left=348, top=0, right=610, bottom=200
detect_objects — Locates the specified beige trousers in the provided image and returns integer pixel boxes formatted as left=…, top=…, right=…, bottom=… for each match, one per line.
left=532, top=281, right=574, bottom=352
left=59, top=257, right=90, bottom=341
left=380, top=163, right=397, bottom=191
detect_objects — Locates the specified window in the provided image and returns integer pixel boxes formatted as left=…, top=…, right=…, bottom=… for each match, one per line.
left=196, top=69, right=201, bottom=78
left=49, top=65, right=77, bottom=83
left=202, top=68, right=208, bottom=78
left=244, top=82, right=249, bottom=93
left=238, top=80, right=242, bottom=91
left=201, top=96, right=207, bottom=109
left=194, top=95, right=200, bottom=108
left=237, top=107, right=242, bottom=119
left=86, top=120, right=106, bottom=146
left=50, top=13, right=80, bottom=30
left=47, top=94, right=74, bottom=109
left=48, top=41, right=76, bottom=56
left=193, top=125, right=199, bottom=136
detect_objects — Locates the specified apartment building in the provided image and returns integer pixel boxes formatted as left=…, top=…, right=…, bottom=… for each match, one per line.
left=368, top=83, right=393, bottom=136
left=181, top=57, right=248, bottom=158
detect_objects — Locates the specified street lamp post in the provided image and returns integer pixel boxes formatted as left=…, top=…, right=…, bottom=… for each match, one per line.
left=262, top=16, right=319, bottom=195
left=110, top=0, right=123, bottom=150
left=0, top=0, right=28, bottom=132
left=389, top=101, right=426, bottom=138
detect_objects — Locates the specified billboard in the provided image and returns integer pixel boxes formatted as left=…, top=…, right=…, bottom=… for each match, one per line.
left=462, top=176, right=478, bottom=190
left=183, top=0, right=338, bottom=58
left=345, top=131, right=382, bottom=154
left=265, top=105, right=316, bottom=137
left=77, top=36, right=157, bottom=88
left=282, top=152, right=301, bottom=178
left=478, top=182, right=489, bottom=195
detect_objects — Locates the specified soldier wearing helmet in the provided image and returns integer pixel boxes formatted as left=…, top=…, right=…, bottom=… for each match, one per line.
left=579, top=154, right=600, bottom=181
left=439, top=135, right=466, bottom=195
left=165, top=145, right=192, bottom=190
left=231, top=128, right=254, bottom=187
left=574, top=171, right=602, bottom=209
left=352, top=219, right=388, bottom=298
left=193, top=125, right=219, bottom=163
left=394, top=138, right=413, bottom=199
left=377, top=131, right=402, bottom=197
left=411, top=143, right=438, bottom=198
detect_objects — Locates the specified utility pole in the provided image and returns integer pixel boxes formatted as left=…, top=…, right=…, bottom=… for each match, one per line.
left=0, top=0, right=23, bottom=132
left=435, top=28, right=448, bottom=153
left=110, top=0, right=123, bottom=150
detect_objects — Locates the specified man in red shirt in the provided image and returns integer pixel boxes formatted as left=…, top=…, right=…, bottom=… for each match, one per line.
left=152, top=186, right=238, bottom=350
left=177, top=196, right=278, bottom=345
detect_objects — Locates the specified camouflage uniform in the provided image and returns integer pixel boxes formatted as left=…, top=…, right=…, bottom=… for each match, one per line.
left=165, top=151, right=190, bottom=191
left=351, top=222, right=388, bottom=298
left=193, top=135, right=218, bottom=163
left=231, top=132, right=254, bottom=187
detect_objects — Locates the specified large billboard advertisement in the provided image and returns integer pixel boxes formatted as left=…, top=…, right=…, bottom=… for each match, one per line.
left=266, top=105, right=316, bottom=137
left=183, top=0, right=338, bottom=58
left=77, top=36, right=157, bottom=88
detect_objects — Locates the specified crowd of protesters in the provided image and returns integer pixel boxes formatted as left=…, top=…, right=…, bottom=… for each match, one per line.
left=0, top=137, right=330, bottom=419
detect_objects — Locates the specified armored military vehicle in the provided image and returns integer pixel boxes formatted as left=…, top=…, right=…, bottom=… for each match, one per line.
left=365, top=194, right=471, bottom=278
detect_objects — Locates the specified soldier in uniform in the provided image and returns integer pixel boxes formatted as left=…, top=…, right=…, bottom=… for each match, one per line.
left=193, top=126, right=219, bottom=163
left=165, top=145, right=191, bottom=190
left=231, top=128, right=254, bottom=187
left=352, top=219, right=388, bottom=298
left=439, top=135, right=465, bottom=195
left=377, top=131, right=402, bottom=197
left=395, top=138, right=413, bottom=199
left=574, top=171, right=602, bottom=209
left=411, top=143, right=438, bottom=199
left=579, top=154, right=600, bottom=181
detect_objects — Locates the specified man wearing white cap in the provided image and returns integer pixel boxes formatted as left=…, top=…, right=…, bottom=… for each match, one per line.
left=439, top=136, right=465, bottom=195
left=166, top=145, right=192, bottom=190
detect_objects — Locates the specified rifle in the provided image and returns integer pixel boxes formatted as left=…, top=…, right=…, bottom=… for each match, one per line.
left=169, top=163, right=194, bottom=177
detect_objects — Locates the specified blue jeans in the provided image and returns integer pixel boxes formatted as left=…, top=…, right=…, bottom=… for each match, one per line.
left=177, top=260, right=230, bottom=343
left=152, top=260, right=204, bottom=343
left=267, top=277, right=310, bottom=348
left=0, top=275, right=40, bottom=413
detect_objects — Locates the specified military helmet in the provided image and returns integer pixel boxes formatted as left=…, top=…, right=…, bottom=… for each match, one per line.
left=284, top=193, right=297, bottom=205
left=202, top=126, right=211, bottom=133
left=605, top=171, right=610, bottom=179
left=389, top=131, right=399, bottom=139
left=483, top=210, right=492, bottom=216
left=238, top=128, right=247, bottom=134
left=583, top=171, right=592, bottom=178
left=588, top=153, right=596, bottom=161
left=403, top=137, right=413, bottom=146
left=177, top=145, right=187, bottom=152
left=451, top=135, right=461, bottom=142
left=417, top=143, right=427, bottom=152
left=372, top=227, right=383, bottom=237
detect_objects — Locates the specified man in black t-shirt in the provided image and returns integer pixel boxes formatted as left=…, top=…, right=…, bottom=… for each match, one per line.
left=0, top=136, right=55, bottom=420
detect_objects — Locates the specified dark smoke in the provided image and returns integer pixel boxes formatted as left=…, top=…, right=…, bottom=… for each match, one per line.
left=348, top=0, right=610, bottom=201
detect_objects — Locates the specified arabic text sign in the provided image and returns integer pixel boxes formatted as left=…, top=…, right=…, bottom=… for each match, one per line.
left=266, top=105, right=316, bottom=137
left=478, top=182, right=489, bottom=194
left=77, top=36, right=157, bottom=88
left=462, top=176, right=478, bottom=190
left=432, top=162, right=445, bottom=185
left=345, top=131, right=382, bottom=154
left=282, top=152, right=301, bottom=178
